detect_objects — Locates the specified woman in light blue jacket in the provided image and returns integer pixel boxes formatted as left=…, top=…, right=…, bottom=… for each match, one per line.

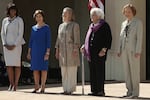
left=1, top=3, right=25, bottom=91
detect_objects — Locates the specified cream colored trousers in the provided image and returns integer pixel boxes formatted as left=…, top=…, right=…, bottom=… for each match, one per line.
left=61, top=66, right=77, bottom=93
left=121, top=46, right=140, bottom=97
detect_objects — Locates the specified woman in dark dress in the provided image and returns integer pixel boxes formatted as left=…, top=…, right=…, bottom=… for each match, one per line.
left=81, top=8, right=112, bottom=96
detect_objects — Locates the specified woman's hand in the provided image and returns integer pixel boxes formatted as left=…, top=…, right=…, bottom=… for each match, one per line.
left=5, top=45, right=16, bottom=50
left=44, top=53, right=49, bottom=60
left=27, top=48, right=31, bottom=60
left=98, top=50, right=105, bottom=57
left=135, top=53, right=141, bottom=59
left=117, top=53, right=121, bottom=57
left=72, top=49, right=78, bottom=57
left=98, top=48, right=107, bottom=57
left=27, top=53, right=31, bottom=60
left=80, top=45, right=85, bottom=53
left=55, top=48, right=59, bottom=60
left=45, top=49, right=50, bottom=60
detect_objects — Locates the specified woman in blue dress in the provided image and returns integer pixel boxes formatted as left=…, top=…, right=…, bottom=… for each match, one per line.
left=27, top=10, right=51, bottom=93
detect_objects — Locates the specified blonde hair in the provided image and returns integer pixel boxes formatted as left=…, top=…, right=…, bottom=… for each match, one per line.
left=62, top=7, right=75, bottom=21
left=122, top=4, right=136, bottom=16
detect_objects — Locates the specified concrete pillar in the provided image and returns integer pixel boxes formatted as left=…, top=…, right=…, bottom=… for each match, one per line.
left=105, top=0, right=146, bottom=81
left=74, top=0, right=90, bottom=81
left=130, top=0, right=146, bottom=81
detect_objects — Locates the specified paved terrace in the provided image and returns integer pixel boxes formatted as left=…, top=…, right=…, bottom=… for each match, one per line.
left=0, top=82, right=150, bottom=100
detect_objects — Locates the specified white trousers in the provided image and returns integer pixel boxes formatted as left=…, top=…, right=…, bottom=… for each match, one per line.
left=61, top=66, right=77, bottom=93
left=122, top=47, right=140, bottom=96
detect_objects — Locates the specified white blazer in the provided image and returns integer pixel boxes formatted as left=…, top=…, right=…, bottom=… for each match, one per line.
left=1, top=16, right=25, bottom=46
left=118, top=17, right=143, bottom=54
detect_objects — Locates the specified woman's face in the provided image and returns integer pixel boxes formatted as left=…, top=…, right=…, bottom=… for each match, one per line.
left=124, top=7, right=134, bottom=20
left=35, top=13, right=44, bottom=23
left=62, top=10, right=72, bottom=22
left=90, top=12, right=100, bottom=24
left=9, top=9, right=16, bottom=17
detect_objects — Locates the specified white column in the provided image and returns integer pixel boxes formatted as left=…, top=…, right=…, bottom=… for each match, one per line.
left=105, top=0, right=146, bottom=81
left=130, top=0, right=146, bottom=81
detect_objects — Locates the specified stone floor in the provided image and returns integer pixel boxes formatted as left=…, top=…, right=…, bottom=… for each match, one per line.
left=0, top=82, right=150, bottom=100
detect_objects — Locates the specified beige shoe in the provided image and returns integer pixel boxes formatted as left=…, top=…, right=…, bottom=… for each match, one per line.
left=8, top=85, right=12, bottom=91
left=122, top=94, right=132, bottom=97
left=11, top=86, right=16, bottom=91
left=124, top=95, right=138, bottom=99
left=40, top=85, right=45, bottom=94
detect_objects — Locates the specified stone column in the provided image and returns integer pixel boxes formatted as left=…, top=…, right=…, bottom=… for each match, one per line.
left=130, top=0, right=146, bottom=81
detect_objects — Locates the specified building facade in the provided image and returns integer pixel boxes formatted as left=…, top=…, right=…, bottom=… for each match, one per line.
left=0, top=0, right=147, bottom=81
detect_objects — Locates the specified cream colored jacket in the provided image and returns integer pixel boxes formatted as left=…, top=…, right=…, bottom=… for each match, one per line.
left=118, top=18, right=143, bottom=54
left=55, top=22, right=80, bottom=67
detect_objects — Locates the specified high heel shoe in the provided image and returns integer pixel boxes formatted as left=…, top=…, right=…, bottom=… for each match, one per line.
left=40, top=85, right=45, bottom=93
left=8, top=85, right=13, bottom=91
left=32, top=88, right=39, bottom=93
left=32, top=84, right=39, bottom=93
left=11, top=86, right=16, bottom=91
left=40, top=90, right=45, bottom=93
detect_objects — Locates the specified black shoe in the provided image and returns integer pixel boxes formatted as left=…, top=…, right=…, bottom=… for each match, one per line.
left=32, top=89, right=39, bottom=93
left=60, top=92, right=65, bottom=94
left=64, top=92, right=72, bottom=95
left=32, top=90, right=37, bottom=93
left=95, top=92, right=105, bottom=96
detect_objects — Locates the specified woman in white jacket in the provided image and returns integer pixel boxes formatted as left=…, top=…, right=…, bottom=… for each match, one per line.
left=1, top=3, right=25, bottom=91
left=117, top=4, right=143, bottom=99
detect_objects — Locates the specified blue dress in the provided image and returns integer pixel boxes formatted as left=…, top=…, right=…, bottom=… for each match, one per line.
left=29, top=24, right=51, bottom=71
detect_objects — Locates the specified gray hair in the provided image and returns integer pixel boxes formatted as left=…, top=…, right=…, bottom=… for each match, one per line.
left=90, top=8, right=104, bottom=19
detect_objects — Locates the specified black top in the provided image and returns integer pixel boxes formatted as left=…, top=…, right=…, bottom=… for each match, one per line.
left=89, top=22, right=112, bottom=61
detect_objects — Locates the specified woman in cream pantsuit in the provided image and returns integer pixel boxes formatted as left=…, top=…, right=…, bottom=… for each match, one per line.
left=55, top=7, right=80, bottom=95
left=1, top=3, right=25, bottom=91
left=117, top=4, right=143, bottom=99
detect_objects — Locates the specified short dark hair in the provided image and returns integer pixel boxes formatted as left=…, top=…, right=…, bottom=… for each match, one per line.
left=122, top=4, right=136, bottom=16
left=6, top=2, right=18, bottom=16
left=33, top=10, right=45, bottom=19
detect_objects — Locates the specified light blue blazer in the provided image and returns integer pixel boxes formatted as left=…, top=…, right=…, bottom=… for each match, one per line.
left=1, top=16, right=25, bottom=46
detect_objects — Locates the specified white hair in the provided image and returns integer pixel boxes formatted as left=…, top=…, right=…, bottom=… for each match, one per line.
left=90, top=8, right=104, bottom=19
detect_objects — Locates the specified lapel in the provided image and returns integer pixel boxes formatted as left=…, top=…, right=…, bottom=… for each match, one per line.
left=4, top=17, right=18, bottom=35
left=4, top=18, right=10, bottom=35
